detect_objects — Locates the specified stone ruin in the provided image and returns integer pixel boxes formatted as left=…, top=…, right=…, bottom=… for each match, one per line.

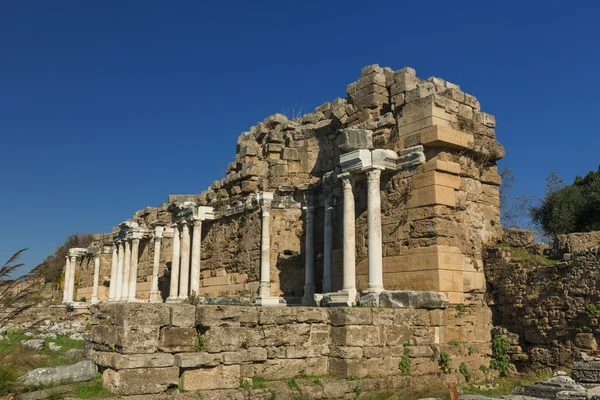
left=61, top=64, right=504, bottom=309
left=44, top=64, right=515, bottom=398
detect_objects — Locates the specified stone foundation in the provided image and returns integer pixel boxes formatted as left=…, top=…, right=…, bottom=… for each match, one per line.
left=90, top=302, right=493, bottom=396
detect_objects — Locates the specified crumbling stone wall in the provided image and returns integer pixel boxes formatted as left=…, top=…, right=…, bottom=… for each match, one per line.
left=484, top=231, right=600, bottom=368
left=90, top=302, right=493, bottom=397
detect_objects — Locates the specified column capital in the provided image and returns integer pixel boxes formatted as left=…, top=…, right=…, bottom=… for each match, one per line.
left=339, top=172, right=354, bottom=189
left=154, top=225, right=165, bottom=239
left=366, top=167, right=382, bottom=182
left=257, top=192, right=274, bottom=211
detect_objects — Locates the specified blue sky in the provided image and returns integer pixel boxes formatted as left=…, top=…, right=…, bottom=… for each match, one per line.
left=1, top=0, right=599, bottom=274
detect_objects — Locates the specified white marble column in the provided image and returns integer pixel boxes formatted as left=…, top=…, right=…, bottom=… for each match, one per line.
left=62, top=256, right=71, bottom=303
left=108, top=245, right=118, bottom=300
left=115, top=242, right=125, bottom=301
left=149, top=226, right=164, bottom=302
left=341, top=174, right=357, bottom=303
left=122, top=240, right=131, bottom=301
left=190, top=219, right=202, bottom=296
left=67, top=255, right=77, bottom=302
left=128, top=237, right=140, bottom=301
left=366, top=168, right=384, bottom=293
left=302, top=194, right=315, bottom=305
left=323, top=188, right=333, bottom=293
left=255, top=192, right=279, bottom=306
left=168, top=224, right=181, bottom=301
left=91, top=254, right=100, bottom=304
left=178, top=223, right=191, bottom=299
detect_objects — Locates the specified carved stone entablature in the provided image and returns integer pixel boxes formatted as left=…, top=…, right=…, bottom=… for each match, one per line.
left=69, top=248, right=88, bottom=257
left=170, top=202, right=215, bottom=224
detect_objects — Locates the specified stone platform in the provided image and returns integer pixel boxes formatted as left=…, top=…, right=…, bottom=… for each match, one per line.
left=90, top=302, right=493, bottom=396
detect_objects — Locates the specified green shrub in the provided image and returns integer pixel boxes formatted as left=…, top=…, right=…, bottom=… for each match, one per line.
left=459, top=362, right=472, bottom=382
left=490, top=333, right=511, bottom=377
left=399, top=355, right=410, bottom=375
left=347, top=374, right=360, bottom=381
left=588, top=304, right=600, bottom=318
left=287, top=378, right=299, bottom=390
left=197, top=333, right=206, bottom=351
left=438, top=352, right=452, bottom=374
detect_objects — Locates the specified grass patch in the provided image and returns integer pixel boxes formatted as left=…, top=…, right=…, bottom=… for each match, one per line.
left=251, top=376, right=267, bottom=389
left=489, top=244, right=559, bottom=267
left=462, top=369, right=553, bottom=398
left=0, top=333, right=84, bottom=395
left=73, top=375, right=112, bottom=399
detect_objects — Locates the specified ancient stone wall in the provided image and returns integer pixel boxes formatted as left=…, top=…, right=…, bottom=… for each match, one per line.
left=71, top=64, right=504, bottom=304
left=484, top=231, right=600, bottom=368
left=90, top=302, right=493, bottom=397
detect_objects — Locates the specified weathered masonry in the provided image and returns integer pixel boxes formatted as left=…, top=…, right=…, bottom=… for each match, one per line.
left=63, top=64, right=503, bottom=307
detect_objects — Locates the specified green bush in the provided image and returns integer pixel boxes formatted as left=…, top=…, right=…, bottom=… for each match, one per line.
left=197, top=333, right=206, bottom=351
left=588, top=304, right=600, bottom=318
left=531, top=168, right=600, bottom=236
left=490, top=333, right=511, bottom=377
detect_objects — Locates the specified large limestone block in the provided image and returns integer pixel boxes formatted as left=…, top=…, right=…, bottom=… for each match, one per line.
left=329, top=308, right=373, bottom=326
left=406, top=184, right=456, bottom=208
left=335, top=129, right=373, bottom=153
left=91, top=325, right=121, bottom=351
left=204, top=325, right=263, bottom=352
left=253, top=359, right=307, bottom=380
left=18, top=360, right=96, bottom=387
left=158, top=327, right=197, bottom=352
left=331, top=325, right=384, bottom=347
left=168, top=304, right=196, bottom=327
left=413, top=171, right=461, bottom=190
left=120, top=325, right=160, bottom=354
left=378, top=291, right=450, bottom=309
left=181, top=365, right=240, bottom=391
left=262, top=323, right=311, bottom=347
left=309, top=323, right=331, bottom=346
left=372, top=308, right=429, bottom=327
left=422, top=159, right=461, bottom=175
left=91, top=352, right=174, bottom=369
left=174, top=352, right=222, bottom=368
left=102, top=366, right=179, bottom=395
left=196, top=305, right=259, bottom=327
left=111, top=303, right=170, bottom=328
left=416, top=125, right=474, bottom=150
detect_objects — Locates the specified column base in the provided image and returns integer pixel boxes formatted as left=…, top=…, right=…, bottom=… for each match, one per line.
left=254, top=296, right=283, bottom=306
left=326, top=288, right=357, bottom=307
left=302, top=284, right=316, bottom=306
left=91, top=297, right=99, bottom=304
left=363, top=286, right=384, bottom=294
left=166, top=297, right=184, bottom=304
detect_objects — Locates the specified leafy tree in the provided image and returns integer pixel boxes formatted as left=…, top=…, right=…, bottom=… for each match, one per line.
left=34, top=233, right=94, bottom=285
left=531, top=166, right=600, bottom=236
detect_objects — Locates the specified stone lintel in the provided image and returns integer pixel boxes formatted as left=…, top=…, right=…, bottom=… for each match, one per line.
left=340, top=149, right=371, bottom=173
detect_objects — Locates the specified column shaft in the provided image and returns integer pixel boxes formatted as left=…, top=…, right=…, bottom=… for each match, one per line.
left=122, top=240, right=131, bottom=301
left=190, top=220, right=202, bottom=296
left=108, top=245, right=118, bottom=300
left=178, top=223, right=191, bottom=299
left=342, top=176, right=356, bottom=294
left=149, top=230, right=163, bottom=302
left=128, top=239, right=140, bottom=301
left=302, top=203, right=315, bottom=304
left=115, top=242, right=125, bottom=300
left=168, top=225, right=181, bottom=300
left=323, top=192, right=333, bottom=293
left=62, top=257, right=71, bottom=303
left=91, top=255, right=100, bottom=304
left=259, top=208, right=271, bottom=297
left=68, top=256, right=77, bottom=302
left=367, top=169, right=384, bottom=292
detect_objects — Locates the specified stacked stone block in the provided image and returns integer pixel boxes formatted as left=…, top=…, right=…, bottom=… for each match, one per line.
left=90, top=302, right=492, bottom=396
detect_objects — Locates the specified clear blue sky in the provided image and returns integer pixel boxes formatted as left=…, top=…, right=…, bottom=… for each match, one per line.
left=1, top=1, right=599, bottom=274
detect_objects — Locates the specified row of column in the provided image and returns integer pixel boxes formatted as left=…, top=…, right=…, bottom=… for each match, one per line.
left=302, top=168, right=384, bottom=304
left=168, top=218, right=203, bottom=301
left=62, top=248, right=101, bottom=304
left=108, top=236, right=141, bottom=302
